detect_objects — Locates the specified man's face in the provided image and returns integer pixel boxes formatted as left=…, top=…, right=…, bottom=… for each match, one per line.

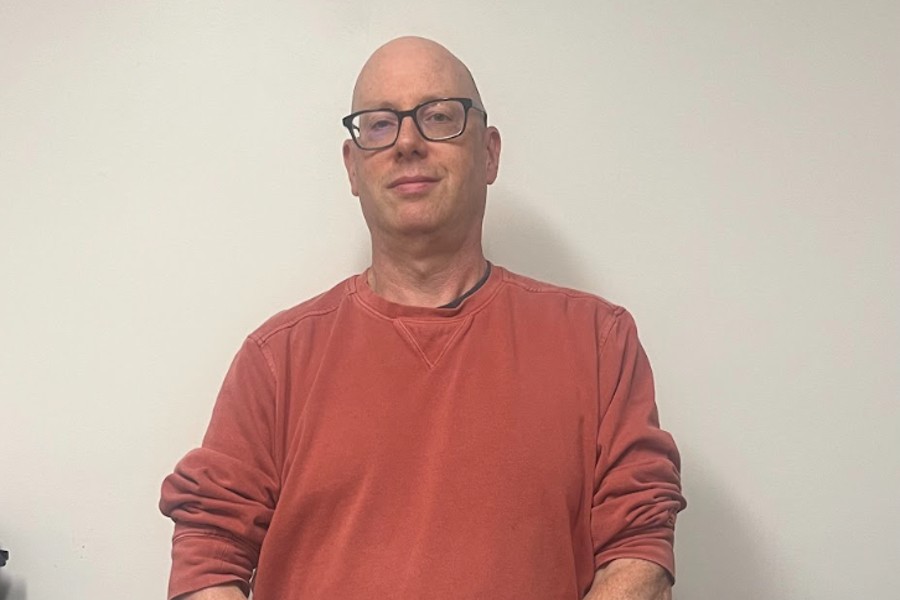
left=342, top=41, right=501, bottom=245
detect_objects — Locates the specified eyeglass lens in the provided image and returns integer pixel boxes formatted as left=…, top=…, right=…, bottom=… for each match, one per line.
left=353, top=100, right=467, bottom=149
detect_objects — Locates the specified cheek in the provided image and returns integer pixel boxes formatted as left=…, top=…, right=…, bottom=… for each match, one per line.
left=461, top=153, right=485, bottom=188
left=465, top=143, right=487, bottom=177
left=357, top=156, right=389, bottom=188
left=355, top=172, right=381, bottom=200
left=350, top=162, right=376, bottom=198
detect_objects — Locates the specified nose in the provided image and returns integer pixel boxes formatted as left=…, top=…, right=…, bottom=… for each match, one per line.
left=393, top=113, right=428, bottom=157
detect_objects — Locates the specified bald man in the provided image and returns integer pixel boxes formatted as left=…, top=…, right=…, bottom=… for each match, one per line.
left=160, top=37, right=685, bottom=600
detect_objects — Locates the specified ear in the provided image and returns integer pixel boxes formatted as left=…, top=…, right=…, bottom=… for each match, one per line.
left=342, top=139, right=360, bottom=197
left=483, top=126, right=501, bottom=185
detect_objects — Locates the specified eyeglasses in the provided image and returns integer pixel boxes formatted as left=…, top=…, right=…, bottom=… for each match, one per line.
left=342, top=98, right=487, bottom=151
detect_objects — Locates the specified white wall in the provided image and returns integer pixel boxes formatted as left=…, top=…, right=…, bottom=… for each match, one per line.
left=1, top=1, right=897, bottom=599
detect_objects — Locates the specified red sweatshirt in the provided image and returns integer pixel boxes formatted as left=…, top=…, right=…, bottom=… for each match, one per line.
left=160, top=267, right=685, bottom=599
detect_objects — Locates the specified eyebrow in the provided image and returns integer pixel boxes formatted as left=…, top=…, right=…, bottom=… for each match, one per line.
left=357, top=95, right=458, bottom=112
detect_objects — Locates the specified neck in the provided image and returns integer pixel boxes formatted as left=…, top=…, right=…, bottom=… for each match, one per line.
left=367, top=241, right=487, bottom=308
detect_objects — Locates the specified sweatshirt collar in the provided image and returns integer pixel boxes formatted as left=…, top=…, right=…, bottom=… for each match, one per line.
left=351, top=262, right=503, bottom=320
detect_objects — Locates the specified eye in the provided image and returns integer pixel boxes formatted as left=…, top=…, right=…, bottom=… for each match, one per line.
left=368, top=119, right=395, bottom=131
left=419, top=101, right=463, bottom=129
left=424, top=111, right=452, bottom=123
left=358, top=111, right=398, bottom=134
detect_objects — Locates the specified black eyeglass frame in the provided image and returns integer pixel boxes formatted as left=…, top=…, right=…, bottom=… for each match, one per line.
left=342, top=97, right=488, bottom=151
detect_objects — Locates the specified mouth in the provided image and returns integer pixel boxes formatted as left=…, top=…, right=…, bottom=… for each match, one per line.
left=388, top=175, right=440, bottom=195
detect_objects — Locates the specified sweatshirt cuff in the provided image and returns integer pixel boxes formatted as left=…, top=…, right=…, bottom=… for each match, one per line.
left=167, top=529, right=255, bottom=600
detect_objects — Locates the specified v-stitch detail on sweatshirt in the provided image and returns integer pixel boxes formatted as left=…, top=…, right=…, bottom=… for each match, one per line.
left=394, top=316, right=472, bottom=369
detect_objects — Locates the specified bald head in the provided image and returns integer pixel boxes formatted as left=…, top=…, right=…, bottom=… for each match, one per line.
left=351, top=36, right=484, bottom=112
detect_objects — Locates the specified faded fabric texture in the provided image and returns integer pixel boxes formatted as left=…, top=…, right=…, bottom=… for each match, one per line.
left=160, top=266, right=685, bottom=600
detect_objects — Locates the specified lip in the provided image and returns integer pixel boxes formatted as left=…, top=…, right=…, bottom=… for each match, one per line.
left=388, top=175, right=440, bottom=194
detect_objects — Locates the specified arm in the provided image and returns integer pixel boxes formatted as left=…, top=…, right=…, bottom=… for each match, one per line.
left=176, top=584, right=247, bottom=600
left=160, top=336, right=280, bottom=600
left=583, top=558, right=671, bottom=600
left=590, top=309, right=686, bottom=586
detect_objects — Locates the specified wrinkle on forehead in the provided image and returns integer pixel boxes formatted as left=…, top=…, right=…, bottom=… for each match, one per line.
left=351, top=36, right=483, bottom=111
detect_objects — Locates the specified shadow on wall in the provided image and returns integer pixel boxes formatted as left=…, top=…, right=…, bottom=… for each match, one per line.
left=0, top=573, right=26, bottom=600
left=483, top=190, right=592, bottom=291
left=674, top=453, right=778, bottom=600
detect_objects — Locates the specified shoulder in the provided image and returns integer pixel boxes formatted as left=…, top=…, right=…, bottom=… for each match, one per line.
left=495, top=266, right=627, bottom=320
left=247, top=274, right=357, bottom=346
left=492, top=267, right=643, bottom=354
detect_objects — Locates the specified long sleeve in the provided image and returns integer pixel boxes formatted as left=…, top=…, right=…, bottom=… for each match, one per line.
left=159, top=336, right=281, bottom=600
left=591, top=308, right=686, bottom=581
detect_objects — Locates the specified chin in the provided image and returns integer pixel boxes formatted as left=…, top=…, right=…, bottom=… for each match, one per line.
left=389, top=205, right=445, bottom=233
left=391, top=219, right=443, bottom=237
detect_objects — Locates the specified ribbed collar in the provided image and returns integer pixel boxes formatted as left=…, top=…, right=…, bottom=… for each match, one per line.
left=350, top=263, right=504, bottom=320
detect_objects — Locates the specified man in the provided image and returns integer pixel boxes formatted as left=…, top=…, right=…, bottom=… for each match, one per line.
left=160, top=36, right=686, bottom=600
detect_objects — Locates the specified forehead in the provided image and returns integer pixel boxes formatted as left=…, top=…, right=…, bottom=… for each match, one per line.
left=352, top=45, right=475, bottom=110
